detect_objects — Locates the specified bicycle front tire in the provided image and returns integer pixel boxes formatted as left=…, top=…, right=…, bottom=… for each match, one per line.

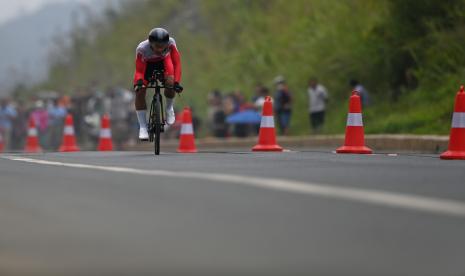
left=154, top=94, right=161, bottom=155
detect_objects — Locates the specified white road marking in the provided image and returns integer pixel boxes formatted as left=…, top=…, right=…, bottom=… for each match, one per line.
left=2, top=155, right=465, bottom=218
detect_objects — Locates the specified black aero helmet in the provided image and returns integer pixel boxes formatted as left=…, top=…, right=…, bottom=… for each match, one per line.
left=148, top=28, right=169, bottom=44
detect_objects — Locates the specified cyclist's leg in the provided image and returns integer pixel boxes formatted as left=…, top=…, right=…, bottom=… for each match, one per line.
left=136, top=61, right=156, bottom=112
left=135, top=87, right=149, bottom=140
left=134, top=63, right=155, bottom=139
left=163, top=55, right=176, bottom=124
left=163, top=54, right=175, bottom=95
left=135, top=87, right=147, bottom=110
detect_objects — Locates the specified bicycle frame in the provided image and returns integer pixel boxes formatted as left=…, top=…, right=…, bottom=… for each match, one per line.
left=147, top=80, right=166, bottom=131
left=146, top=69, right=166, bottom=155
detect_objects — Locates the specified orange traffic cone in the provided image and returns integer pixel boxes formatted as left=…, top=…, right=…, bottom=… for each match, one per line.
left=0, top=132, right=4, bottom=153
left=59, top=114, right=80, bottom=152
left=177, top=107, right=197, bottom=153
left=336, top=90, right=372, bottom=154
left=24, top=116, right=42, bottom=153
left=441, top=85, right=465, bottom=160
left=97, top=114, right=113, bottom=151
left=252, top=96, right=283, bottom=152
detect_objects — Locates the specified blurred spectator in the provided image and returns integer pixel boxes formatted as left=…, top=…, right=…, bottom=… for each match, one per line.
left=87, top=89, right=111, bottom=116
left=61, top=95, right=71, bottom=110
left=231, top=91, right=255, bottom=138
left=252, top=84, right=271, bottom=112
left=207, top=90, right=227, bottom=138
left=70, top=87, right=90, bottom=143
left=273, top=75, right=292, bottom=135
left=0, top=98, right=17, bottom=150
left=223, top=93, right=237, bottom=116
left=84, top=89, right=109, bottom=146
left=307, top=78, right=328, bottom=133
left=109, top=86, right=133, bottom=150
left=349, top=79, right=370, bottom=107
left=47, top=98, right=67, bottom=150
left=251, top=84, right=271, bottom=133
left=234, top=90, right=255, bottom=111
left=10, top=100, right=28, bottom=150
left=31, top=100, right=49, bottom=149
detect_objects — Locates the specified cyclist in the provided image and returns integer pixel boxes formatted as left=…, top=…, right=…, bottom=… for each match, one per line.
left=133, top=27, right=182, bottom=140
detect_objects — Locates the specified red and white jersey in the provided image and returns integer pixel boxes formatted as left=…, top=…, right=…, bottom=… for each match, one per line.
left=135, top=38, right=177, bottom=62
left=133, top=37, right=182, bottom=85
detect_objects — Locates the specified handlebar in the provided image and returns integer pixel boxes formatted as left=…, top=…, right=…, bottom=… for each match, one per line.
left=140, top=69, right=183, bottom=93
left=145, top=83, right=183, bottom=93
left=174, top=85, right=183, bottom=93
left=146, top=84, right=165, bottom=89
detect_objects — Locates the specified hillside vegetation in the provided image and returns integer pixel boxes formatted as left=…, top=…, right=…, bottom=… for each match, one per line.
left=34, top=0, right=465, bottom=135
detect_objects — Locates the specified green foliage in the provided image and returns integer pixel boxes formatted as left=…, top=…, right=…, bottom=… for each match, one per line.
left=369, top=0, right=465, bottom=99
left=35, top=0, right=465, bottom=135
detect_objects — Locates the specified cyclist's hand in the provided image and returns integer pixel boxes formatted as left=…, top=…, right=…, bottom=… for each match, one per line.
left=174, top=82, right=183, bottom=93
left=134, top=79, right=145, bottom=92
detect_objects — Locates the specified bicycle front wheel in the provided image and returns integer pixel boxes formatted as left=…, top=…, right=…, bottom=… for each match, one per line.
left=154, top=94, right=161, bottom=155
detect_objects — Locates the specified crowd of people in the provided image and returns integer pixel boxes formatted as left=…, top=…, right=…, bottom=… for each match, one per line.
left=206, top=76, right=371, bottom=138
left=0, top=75, right=370, bottom=151
left=0, top=86, right=138, bottom=151
left=207, top=76, right=294, bottom=138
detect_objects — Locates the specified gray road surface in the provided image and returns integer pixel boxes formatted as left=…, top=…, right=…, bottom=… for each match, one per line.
left=1, top=150, right=464, bottom=276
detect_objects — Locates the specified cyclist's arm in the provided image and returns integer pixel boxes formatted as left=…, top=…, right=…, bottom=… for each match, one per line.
left=133, top=53, right=147, bottom=86
left=170, top=45, right=182, bottom=83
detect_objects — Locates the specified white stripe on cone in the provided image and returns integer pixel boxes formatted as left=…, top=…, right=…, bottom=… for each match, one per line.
left=451, top=112, right=465, bottom=128
left=347, top=113, right=363, bottom=126
left=100, top=129, right=112, bottom=138
left=28, top=128, right=38, bottom=137
left=64, top=126, right=74, bottom=135
left=260, top=116, right=275, bottom=128
left=181, top=124, right=193, bottom=135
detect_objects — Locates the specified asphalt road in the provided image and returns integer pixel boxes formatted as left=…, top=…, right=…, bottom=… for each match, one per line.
left=1, top=150, right=464, bottom=276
